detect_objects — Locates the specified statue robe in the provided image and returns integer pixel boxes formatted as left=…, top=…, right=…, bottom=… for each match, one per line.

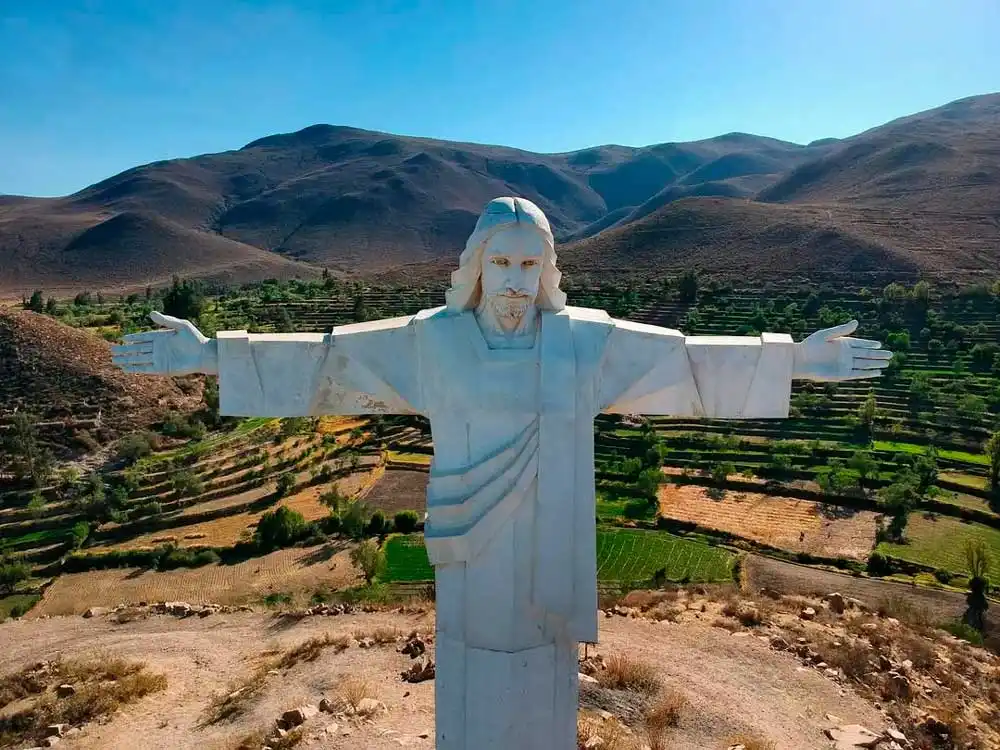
left=214, top=305, right=796, bottom=750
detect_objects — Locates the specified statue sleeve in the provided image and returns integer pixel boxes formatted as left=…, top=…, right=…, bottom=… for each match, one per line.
left=216, top=315, right=422, bottom=417
left=597, top=319, right=795, bottom=418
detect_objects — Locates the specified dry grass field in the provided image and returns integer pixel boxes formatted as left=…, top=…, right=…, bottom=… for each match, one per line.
left=658, top=484, right=879, bottom=560
left=361, top=469, right=428, bottom=514
left=28, top=544, right=360, bottom=617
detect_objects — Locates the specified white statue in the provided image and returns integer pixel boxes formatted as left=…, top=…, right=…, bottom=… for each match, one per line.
left=113, top=197, right=891, bottom=750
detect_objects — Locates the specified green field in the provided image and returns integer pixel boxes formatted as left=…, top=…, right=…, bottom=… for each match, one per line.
left=382, top=529, right=734, bottom=584
left=383, top=534, right=434, bottom=581
left=873, top=441, right=990, bottom=466
left=596, top=527, right=734, bottom=583
left=878, top=514, right=1000, bottom=579
left=0, top=594, right=39, bottom=620
left=0, top=527, right=68, bottom=551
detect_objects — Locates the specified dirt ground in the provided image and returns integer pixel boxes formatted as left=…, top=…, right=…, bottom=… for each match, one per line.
left=29, top=544, right=361, bottom=616
left=658, top=484, right=879, bottom=560
left=2, top=605, right=888, bottom=750
left=361, top=469, right=428, bottom=514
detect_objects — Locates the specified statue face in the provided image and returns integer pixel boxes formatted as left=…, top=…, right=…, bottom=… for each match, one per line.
left=479, top=226, right=546, bottom=328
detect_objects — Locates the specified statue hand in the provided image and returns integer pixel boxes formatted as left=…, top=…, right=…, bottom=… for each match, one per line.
left=112, top=312, right=219, bottom=376
left=792, top=320, right=892, bottom=382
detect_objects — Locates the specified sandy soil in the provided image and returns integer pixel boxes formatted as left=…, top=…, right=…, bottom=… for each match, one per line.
left=362, top=469, right=428, bottom=514
left=658, top=483, right=879, bottom=559
left=2, top=605, right=888, bottom=750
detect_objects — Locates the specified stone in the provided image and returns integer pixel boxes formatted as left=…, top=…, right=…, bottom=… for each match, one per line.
left=825, top=724, right=882, bottom=749
left=82, top=607, right=108, bottom=618
left=826, top=714, right=843, bottom=724
left=319, top=698, right=333, bottom=713
left=800, top=607, right=817, bottom=620
left=281, top=705, right=319, bottom=727
left=578, top=672, right=598, bottom=685
left=43, top=738, right=60, bottom=748
left=55, top=684, right=76, bottom=698
left=44, top=725, right=67, bottom=738
left=401, top=659, right=436, bottom=683
left=582, top=737, right=604, bottom=748
left=825, top=592, right=846, bottom=614
left=111, top=197, right=892, bottom=750
left=885, top=728, right=908, bottom=743
left=323, top=723, right=340, bottom=734
left=769, top=636, right=790, bottom=650
left=165, top=601, right=192, bottom=616
left=401, top=635, right=427, bottom=658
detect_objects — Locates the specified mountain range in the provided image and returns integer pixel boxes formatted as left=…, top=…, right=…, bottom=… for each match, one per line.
left=2, top=93, right=999, bottom=295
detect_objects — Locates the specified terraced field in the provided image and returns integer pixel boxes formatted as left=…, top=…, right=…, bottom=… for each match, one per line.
left=878, top=514, right=1000, bottom=580
left=382, top=528, right=735, bottom=585
left=657, top=484, right=879, bottom=560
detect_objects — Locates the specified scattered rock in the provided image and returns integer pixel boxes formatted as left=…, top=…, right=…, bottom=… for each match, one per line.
left=582, top=737, right=604, bottom=748
left=43, top=738, right=61, bottom=748
left=44, top=725, right=67, bottom=738
left=825, top=593, right=846, bottom=614
left=401, top=659, right=435, bottom=683
left=323, top=723, right=340, bottom=734
left=357, top=637, right=376, bottom=649
left=799, top=607, right=816, bottom=621
left=826, top=714, right=842, bottom=724
left=578, top=672, right=599, bottom=685
left=82, top=607, right=109, bottom=619
left=886, top=672, right=912, bottom=700
left=55, top=684, right=76, bottom=698
left=825, top=724, right=881, bottom=749
left=281, top=704, right=319, bottom=727
left=400, top=634, right=426, bottom=658
left=319, top=698, right=334, bottom=713
left=165, top=601, right=192, bottom=616
left=875, top=655, right=893, bottom=672
left=769, top=636, right=790, bottom=651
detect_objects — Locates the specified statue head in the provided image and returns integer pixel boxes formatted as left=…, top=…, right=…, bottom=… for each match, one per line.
left=445, top=197, right=566, bottom=322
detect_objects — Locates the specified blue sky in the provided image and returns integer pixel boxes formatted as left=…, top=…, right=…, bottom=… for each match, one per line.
left=2, top=0, right=998, bottom=197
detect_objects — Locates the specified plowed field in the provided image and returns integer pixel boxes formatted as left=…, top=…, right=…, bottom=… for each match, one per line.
left=658, top=484, right=878, bottom=560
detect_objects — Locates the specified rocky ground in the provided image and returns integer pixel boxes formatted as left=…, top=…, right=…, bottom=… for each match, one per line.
left=1, top=585, right=998, bottom=750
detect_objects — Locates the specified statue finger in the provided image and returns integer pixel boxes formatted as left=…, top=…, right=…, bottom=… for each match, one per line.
left=150, top=311, right=189, bottom=330
left=850, top=348, right=892, bottom=360
left=851, top=359, right=889, bottom=370
left=844, top=369, right=883, bottom=380
left=845, top=337, right=882, bottom=349
left=113, top=342, right=154, bottom=355
left=823, top=320, right=859, bottom=340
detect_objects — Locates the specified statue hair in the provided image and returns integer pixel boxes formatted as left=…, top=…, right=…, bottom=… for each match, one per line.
left=444, top=196, right=567, bottom=313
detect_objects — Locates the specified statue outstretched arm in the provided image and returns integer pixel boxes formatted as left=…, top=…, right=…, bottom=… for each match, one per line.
left=112, top=312, right=422, bottom=417
left=597, top=318, right=891, bottom=419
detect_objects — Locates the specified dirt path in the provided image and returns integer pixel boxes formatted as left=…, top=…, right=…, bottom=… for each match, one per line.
left=3, top=605, right=889, bottom=749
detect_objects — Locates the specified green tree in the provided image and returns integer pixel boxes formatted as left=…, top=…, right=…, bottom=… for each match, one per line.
left=338, top=499, right=372, bottom=540
left=962, top=539, right=991, bottom=632
left=162, top=276, right=205, bottom=320
left=710, top=462, right=735, bottom=485
left=25, top=290, right=44, bottom=312
left=70, top=521, right=90, bottom=550
left=27, top=492, right=46, bottom=519
left=636, top=467, right=662, bottom=497
left=877, top=472, right=920, bottom=541
left=857, top=391, right=878, bottom=441
left=1, top=412, right=53, bottom=487
left=678, top=270, right=699, bottom=303
left=0, top=554, right=30, bottom=595
left=44, top=297, right=58, bottom=314
left=255, top=506, right=307, bottom=551
left=393, top=510, right=420, bottom=533
left=986, top=431, right=1000, bottom=501
left=275, top=472, right=296, bottom=497
left=847, top=450, right=878, bottom=492
left=350, top=539, right=386, bottom=585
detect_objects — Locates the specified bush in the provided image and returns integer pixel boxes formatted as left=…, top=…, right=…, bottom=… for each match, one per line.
left=70, top=521, right=90, bottom=550
left=171, top=469, right=204, bottom=498
left=159, top=412, right=206, bottom=440
left=255, top=506, right=308, bottom=551
left=942, top=621, right=985, bottom=646
left=0, top=554, right=31, bottom=595
left=393, top=510, right=420, bottom=533
left=867, top=551, right=893, bottom=576
left=366, top=510, right=388, bottom=536
left=116, top=432, right=155, bottom=464
left=275, top=472, right=296, bottom=497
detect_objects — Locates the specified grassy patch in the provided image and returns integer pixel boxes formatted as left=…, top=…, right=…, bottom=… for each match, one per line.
left=878, top=514, right=1000, bottom=580
left=0, top=527, right=71, bottom=550
left=387, top=451, right=431, bottom=465
left=596, top=528, right=734, bottom=584
left=873, top=441, right=989, bottom=466
left=382, top=529, right=734, bottom=584
left=0, top=594, right=39, bottom=620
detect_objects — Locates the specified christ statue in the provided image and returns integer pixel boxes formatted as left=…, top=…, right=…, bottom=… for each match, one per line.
left=112, top=196, right=891, bottom=750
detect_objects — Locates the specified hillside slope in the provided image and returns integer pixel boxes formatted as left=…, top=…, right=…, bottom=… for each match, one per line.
left=0, top=128, right=825, bottom=294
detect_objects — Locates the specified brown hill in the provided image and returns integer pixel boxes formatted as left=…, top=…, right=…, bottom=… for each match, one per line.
left=0, top=127, right=825, bottom=295
left=0, top=307, right=200, bottom=457
left=2, top=93, right=998, bottom=293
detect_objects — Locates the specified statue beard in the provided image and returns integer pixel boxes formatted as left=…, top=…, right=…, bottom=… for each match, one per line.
left=482, top=292, right=534, bottom=333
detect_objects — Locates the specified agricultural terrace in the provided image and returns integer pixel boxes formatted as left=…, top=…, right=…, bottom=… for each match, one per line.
left=2, top=275, right=999, bottom=619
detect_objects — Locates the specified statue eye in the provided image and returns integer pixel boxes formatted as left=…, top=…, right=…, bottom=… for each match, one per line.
left=491, top=257, right=510, bottom=267
left=522, top=259, right=538, bottom=268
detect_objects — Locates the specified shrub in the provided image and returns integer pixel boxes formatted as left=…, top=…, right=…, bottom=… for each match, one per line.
left=867, top=551, right=892, bottom=576
left=942, top=621, right=985, bottom=646
left=70, top=521, right=90, bottom=549
left=596, top=653, right=662, bottom=695
left=255, top=506, right=308, bottom=551
left=644, top=688, right=688, bottom=749
left=366, top=509, right=388, bottom=536
left=393, top=510, right=420, bottom=533
left=0, top=554, right=30, bottom=595
left=116, top=432, right=155, bottom=464
left=275, top=472, right=296, bottom=497
left=171, top=469, right=204, bottom=498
